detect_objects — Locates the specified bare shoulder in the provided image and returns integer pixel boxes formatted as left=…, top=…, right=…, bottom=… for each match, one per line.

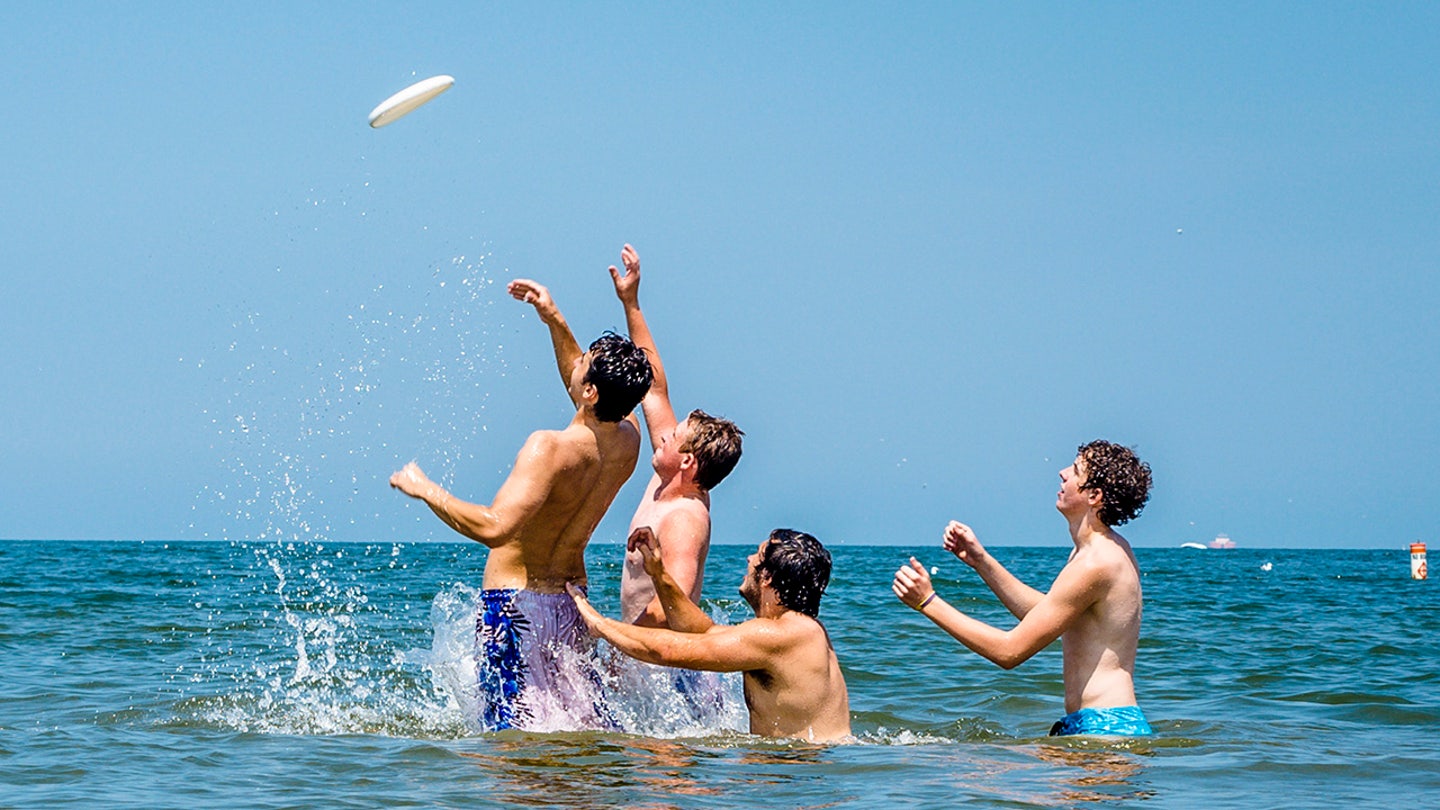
left=776, top=612, right=831, bottom=648
left=517, top=429, right=561, bottom=457
left=730, top=614, right=804, bottom=650
left=1066, top=535, right=1140, bottom=591
left=520, top=429, right=596, bottom=474
left=521, top=428, right=579, bottom=459
left=654, top=497, right=711, bottom=534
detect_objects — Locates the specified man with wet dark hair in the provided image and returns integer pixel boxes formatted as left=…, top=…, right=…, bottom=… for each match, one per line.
left=570, top=528, right=851, bottom=741
left=607, top=244, right=745, bottom=630
left=389, top=276, right=651, bottom=731
left=893, top=440, right=1156, bottom=737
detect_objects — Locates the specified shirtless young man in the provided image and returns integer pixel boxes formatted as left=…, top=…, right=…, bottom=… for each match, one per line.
left=892, top=440, right=1155, bottom=737
left=389, top=278, right=651, bottom=731
left=607, top=244, right=743, bottom=628
left=569, top=529, right=851, bottom=742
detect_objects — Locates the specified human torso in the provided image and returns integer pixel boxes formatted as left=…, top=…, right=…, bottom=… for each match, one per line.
left=740, top=613, right=851, bottom=742
left=1060, top=535, right=1143, bottom=712
left=482, top=420, right=640, bottom=592
left=619, top=473, right=712, bottom=622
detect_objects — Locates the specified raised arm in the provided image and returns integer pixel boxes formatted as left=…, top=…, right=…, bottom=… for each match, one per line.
left=628, top=525, right=712, bottom=632
left=389, top=432, right=557, bottom=547
left=508, top=278, right=584, bottom=405
left=569, top=584, right=780, bottom=673
left=608, top=244, right=678, bottom=447
left=893, top=556, right=1104, bottom=669
left=945, top=521, right=1044, bottom=619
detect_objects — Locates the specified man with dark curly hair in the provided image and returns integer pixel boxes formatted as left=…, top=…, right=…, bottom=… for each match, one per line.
left=569, top=528, right=850, bottom=742
left=389, top=276, right=652, bottom=732
left=892, top=440, right=1155, bottom=737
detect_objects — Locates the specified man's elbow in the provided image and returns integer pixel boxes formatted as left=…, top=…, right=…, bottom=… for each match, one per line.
left=995, top=654, right=1024, bottom=670
left=990, top=641, right=1033, bottom=670
left=631, top=608, right=666, bottom=629
left=458, top=520, right=508, bottom=548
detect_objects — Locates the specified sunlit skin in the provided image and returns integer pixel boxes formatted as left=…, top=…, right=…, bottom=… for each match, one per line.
left=571, top=535, right=850, bottom=742
left=893, top=455, right=1144, bottom=714
left=389, top=279, right=641, bottom=592
left=609, top=244, right=716, bottom=628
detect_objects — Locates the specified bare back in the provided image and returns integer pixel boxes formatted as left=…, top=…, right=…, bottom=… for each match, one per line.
left=483, top=419, right=640, bottom=592
left=741, top=613, right=851, bottom=742
left=1060, top=533, right=1143, bottom=712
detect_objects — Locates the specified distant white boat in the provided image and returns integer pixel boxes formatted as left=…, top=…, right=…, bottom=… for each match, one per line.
left=1208, top=534, right=1237, bottom=550
left=1180, top=542, right=1207, bottom=550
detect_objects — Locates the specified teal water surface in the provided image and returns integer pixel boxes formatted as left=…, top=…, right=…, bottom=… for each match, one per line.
left=2, top=541, right=1436, bottom=808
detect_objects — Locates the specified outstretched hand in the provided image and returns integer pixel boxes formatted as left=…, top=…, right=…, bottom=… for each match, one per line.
left=892, top=557, right=936, bottom=610
left=389, top=462, right=434, bottom=500
left=566, top=583, right=603, bottom=637
left=943, top=521, right=987, bottom=568
left=608, top=243, right=641, bottom=305
left=507, top=278, right=561, bottom=324
left=627, top=525, right=666, bottom=581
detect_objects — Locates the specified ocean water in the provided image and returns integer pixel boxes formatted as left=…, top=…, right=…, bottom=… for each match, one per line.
left=2, top=540, right=1436, bottom=809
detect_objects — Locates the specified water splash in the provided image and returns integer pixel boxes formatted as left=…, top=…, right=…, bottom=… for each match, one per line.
left=176, top=543, right=469, bottom=738
left=194, top=251, right=505, bottom=544
left=413, top=583, right=747, bottom=738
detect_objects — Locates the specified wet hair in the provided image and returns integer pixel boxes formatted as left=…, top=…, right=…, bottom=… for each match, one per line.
left=679, top=409, right=744, bottom=490
left=585, top=332, right=653, bottom=422
left=758, top=529, right=831, bottom=619
left=1077, top=440, right=1152, bottom=527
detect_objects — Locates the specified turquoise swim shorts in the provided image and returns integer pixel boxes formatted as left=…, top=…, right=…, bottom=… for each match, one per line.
left=1048, top=705, right=1153, bottom=737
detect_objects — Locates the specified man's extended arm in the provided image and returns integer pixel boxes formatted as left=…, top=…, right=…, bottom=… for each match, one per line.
left=569, top=584, right=777, bottom=673
left=944, top=521, right=1045, bottom=619
left=893, top=556, right=1102, bottom=669
left=508, top=279, right=584, bottom=405
left=628, top=525, right=712, bottom=632
left=390, top=432, right=557, bottom=546
left=609, top=244, right=678, bottom=446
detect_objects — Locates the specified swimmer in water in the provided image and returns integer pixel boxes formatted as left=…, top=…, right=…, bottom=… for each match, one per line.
left=607, top=244, right=744, bottom=629
left=390, top=276, right=651, bottom=731
left=570, top=528, right=851, bottom=742
left=892, top=440, right=1155, bottom=737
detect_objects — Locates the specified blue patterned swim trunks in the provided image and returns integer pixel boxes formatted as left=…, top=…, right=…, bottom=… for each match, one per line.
left=476, top=588, right=609, bottom=732
left=1049, top=705, right=1153, bottom=737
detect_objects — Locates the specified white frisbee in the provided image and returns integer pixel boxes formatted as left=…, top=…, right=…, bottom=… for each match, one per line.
left=368, top=75, right=454, bottom=128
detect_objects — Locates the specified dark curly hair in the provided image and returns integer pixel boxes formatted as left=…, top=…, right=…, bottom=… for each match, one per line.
left=680, top=409, right=744, bottom=491
left=585, top=332, right=653, bottom=422
left=758, top=529, right=831, bottom=619
left=1077, top=440, right=1152, bottom=527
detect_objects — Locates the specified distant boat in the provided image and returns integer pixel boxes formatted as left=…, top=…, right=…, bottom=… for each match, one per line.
left=1208, top=534, right=1237, bottom=550
left=1179, top=542, right=1207, bottom=550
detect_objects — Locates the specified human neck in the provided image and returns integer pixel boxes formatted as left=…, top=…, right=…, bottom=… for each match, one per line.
left=1066, top=510, right=1113, bottom=547
left=572, top=406, right=616, bottom=431
left=652, top=470, right=706, bottom=502
left=753, top=589, right=792, bottom=620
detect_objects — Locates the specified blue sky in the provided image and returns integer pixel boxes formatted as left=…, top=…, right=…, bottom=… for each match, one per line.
left=3, top=3, right=1436, bottom=548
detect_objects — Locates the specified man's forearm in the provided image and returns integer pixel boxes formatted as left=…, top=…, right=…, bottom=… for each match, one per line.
left=623, top=302, right=668, bottom=393
left=595, top=614, right=675, bottom=666
left=419, top=486, right=505, bottom=548
left=917, top=597, right=1029, bottom=669
left=542, top=312, right=583, bottom=393
left=652, top=571, right=714, bottom=633
left=972, top=555, right=1044, bottom=619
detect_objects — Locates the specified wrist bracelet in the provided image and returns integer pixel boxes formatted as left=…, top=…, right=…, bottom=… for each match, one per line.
left=918, top=592, right=937, bottom=610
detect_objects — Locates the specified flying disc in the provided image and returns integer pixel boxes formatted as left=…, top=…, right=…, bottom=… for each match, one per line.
left=368, top=75, right=454, bottom=128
